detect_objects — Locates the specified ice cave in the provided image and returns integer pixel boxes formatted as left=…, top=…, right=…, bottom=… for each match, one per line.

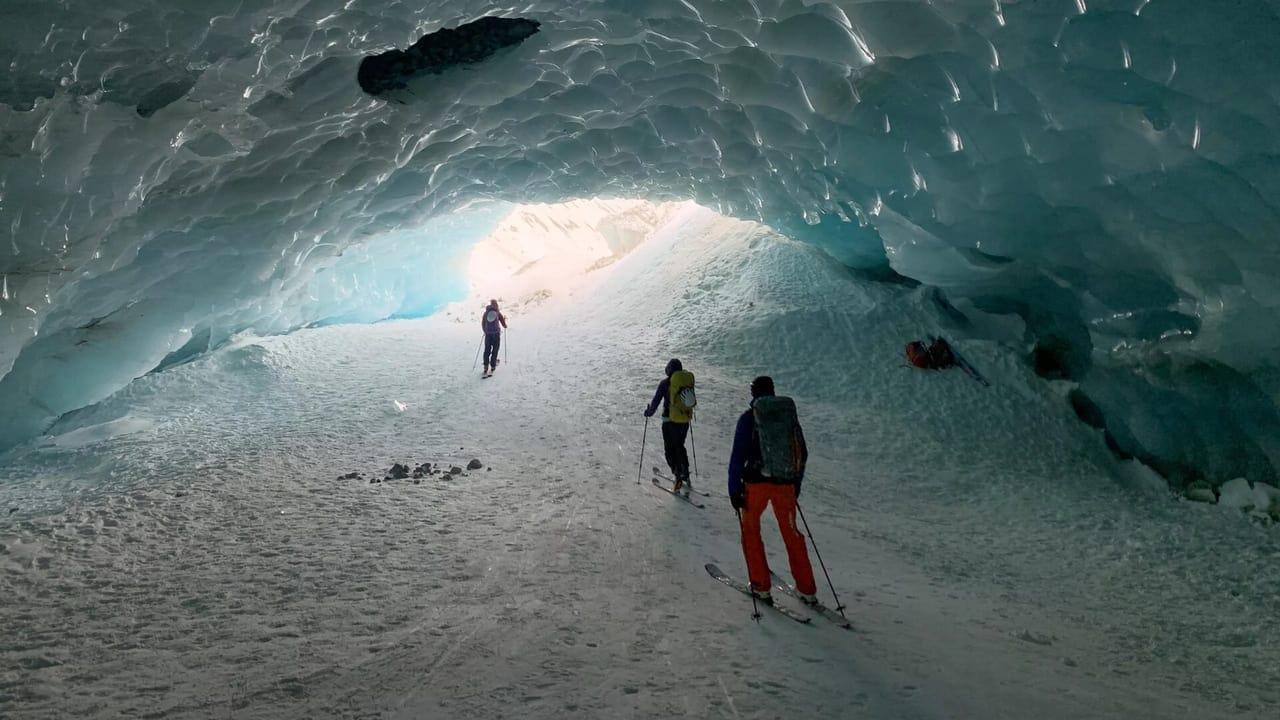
left=1, top=1, right=1278, bottom=718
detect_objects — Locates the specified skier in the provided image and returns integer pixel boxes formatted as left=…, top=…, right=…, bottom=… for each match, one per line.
left=480, top=299, right=507, bottom=376
left=643, top=358, right=696, bottom=495
left=727, top=376, right=817, bottom=605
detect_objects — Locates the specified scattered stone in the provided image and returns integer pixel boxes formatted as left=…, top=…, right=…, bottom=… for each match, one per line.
left=1063, top=657, right=1078, bottom=667
left=449, top=466, right=463, bottom=475
left=1014, top=629, right=1054, bottom=646
left=1184, top=480, right=1216, bottom=504
left=412, top=462, right=432, bottom=479
left=487, top=467, right=492, bottom=472
left=413, top=479, right=421, bottom=485
left=386, top=463, right=410, bottom=480
left=467, top=458, right=483, bottom=470
left=338, top=471, right=361, bottom=481
left=8, top=508, right=16, bottom=514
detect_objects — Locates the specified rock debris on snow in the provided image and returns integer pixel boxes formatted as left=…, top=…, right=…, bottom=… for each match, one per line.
left=467, top=459, right=483, bottom=470
left=386, top=463, right=410, bottom=480
left=1015, top=630, right=1056, bottom=646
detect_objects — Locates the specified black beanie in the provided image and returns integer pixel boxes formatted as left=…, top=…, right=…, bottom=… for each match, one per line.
left=750, top=376, right=775, bottom=398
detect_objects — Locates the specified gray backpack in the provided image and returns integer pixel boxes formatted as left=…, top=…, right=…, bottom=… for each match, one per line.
left=751, top=396, right=805, bottom=480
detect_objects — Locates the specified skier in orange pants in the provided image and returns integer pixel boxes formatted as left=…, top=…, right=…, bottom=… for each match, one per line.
left=727, top=376, right=817, bottom=603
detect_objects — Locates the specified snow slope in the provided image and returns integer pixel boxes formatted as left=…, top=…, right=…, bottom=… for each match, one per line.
left=2, top=205, right=1276, bottom=719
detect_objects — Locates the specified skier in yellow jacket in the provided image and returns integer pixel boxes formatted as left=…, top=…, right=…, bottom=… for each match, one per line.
left=643, top=358, right=695, bottom=495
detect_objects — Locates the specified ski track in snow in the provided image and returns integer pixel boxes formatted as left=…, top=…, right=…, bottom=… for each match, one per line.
left=1, top=207, right=1276, bottom=719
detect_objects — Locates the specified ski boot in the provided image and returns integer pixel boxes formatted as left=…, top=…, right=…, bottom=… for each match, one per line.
left=750, top=586, right=774, bottom=605
left=798, top=592, right=820, bottom=606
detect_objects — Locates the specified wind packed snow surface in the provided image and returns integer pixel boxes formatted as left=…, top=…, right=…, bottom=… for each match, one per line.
left=2, top=206, right=1278, bottom=719
left=2, top=0, right=1280, bottom=488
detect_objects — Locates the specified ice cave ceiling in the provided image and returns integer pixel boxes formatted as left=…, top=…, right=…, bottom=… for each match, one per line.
left=1, top=0, right=1279, bottom=485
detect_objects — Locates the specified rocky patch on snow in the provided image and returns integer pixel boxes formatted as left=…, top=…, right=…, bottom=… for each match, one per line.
left=336, top=458, right=488, bottom=484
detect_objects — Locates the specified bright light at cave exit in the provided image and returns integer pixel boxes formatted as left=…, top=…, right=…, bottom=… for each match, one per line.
left=460, top=198, right=693, bottom=313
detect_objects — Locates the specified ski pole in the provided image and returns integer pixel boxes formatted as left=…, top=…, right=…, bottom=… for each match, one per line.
left=636, top=417, right=649, bottom=485
left=504, top=328, right=508, bottom=364
left=471, top=337, right=482, bottom=371
left=689, top=417, right=698, bottom=479
left=735, top=508, right=761, bottom=622
left=796, top=502, right=847, bottom=617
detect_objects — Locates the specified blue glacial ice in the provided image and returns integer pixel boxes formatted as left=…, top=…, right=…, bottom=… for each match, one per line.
left=1, top=0, right=1279, bottom=489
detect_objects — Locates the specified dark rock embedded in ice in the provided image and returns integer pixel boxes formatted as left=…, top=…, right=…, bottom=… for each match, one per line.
left=467, top=458, right=483, bottom=470
left=338, top=471, right=361, bottom=480
left=357, top=17, right=541, bottom=95
left=448, top=466, right=463, bottom=475
left=386, top=463, right=410, bottom=480
left=136, top=77, right=196, bottom=117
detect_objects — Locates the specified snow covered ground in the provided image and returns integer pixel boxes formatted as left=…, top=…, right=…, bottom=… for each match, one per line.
left=2, top=204, right=1277, bottom=719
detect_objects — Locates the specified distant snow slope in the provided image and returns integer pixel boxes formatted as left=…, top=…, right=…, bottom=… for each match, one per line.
left=1, top=204, right=1273, bottom=719
left=461, top=198, right=691, bottom=315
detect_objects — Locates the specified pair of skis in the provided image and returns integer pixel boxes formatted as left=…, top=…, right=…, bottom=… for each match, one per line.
left=705, top=563, right=852, bottom=629
left=652, top=466, right=709, bottom=494
left=650, top=466, right=711, bottom=508
left=651, top=478, right=705, bottom=508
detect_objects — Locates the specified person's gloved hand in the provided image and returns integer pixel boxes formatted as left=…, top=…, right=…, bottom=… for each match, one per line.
left=643, top=407, right=655, bottom=417
left=730, top=490, right=746, bottom=510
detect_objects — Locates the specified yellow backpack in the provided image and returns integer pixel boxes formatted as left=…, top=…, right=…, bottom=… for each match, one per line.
left=668, top=370, right=696, bottom=423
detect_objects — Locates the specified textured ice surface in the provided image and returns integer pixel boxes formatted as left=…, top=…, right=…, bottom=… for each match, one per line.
left=2, top=1, right=1279, bottom=483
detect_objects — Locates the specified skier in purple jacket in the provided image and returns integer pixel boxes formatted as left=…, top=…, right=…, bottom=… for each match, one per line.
left=481, top=299, right=507, bottom=375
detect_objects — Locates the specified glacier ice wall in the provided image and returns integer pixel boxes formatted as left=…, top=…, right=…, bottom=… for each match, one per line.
left=1, top=0, right=1279, bottom=486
